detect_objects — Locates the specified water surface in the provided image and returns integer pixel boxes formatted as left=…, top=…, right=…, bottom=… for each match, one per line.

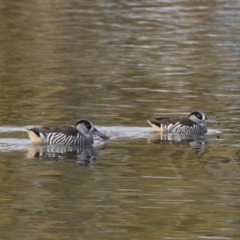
left=0, top=0, right=240, bottom=239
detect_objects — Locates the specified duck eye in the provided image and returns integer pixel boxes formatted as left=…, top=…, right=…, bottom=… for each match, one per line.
left=84, top=122, right=91, bottom=129
left=196, top=114, right=202, bottom=119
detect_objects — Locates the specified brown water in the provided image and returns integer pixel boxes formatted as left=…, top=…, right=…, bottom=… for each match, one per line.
left=0, top=0, right=240, bottom=239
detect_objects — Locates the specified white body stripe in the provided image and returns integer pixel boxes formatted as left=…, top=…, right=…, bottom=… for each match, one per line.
left=39, top=132, right=94, bottom=145
left=162, top=122, right=207, bottom=135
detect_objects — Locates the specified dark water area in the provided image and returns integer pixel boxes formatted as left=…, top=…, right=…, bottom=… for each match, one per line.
left=0, top=0, right=240, bottom=239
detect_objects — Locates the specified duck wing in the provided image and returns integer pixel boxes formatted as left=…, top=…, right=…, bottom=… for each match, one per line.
left=154, top=117, right=195, bottom=126
left=27, top=125, right=79, bottom=137
left=147, top=117, right=196, bottom=132
left=150, top=117, right=181, bottom=127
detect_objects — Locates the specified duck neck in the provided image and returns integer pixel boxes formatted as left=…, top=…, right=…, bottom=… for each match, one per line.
left=84, top=134, right=94, bottom=144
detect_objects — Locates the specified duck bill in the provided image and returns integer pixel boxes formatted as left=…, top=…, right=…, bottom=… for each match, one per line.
left=92, top=128, right=110, bottom=140
left=205, top=119, right=220, bottom=125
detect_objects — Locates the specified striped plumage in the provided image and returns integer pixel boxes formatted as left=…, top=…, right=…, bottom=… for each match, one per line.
left=27, top=119, right=109, bottom=145
left=147, top=111, right=220, bottom=135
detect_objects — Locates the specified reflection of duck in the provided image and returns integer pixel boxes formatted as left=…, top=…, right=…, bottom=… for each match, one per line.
left=147, top=111, right=220, bottom=135
left=27, top=119, right=109, bottom=145
left=148, top=131, right=207, bottom=147
left=27, top=143, right=106, bottom=163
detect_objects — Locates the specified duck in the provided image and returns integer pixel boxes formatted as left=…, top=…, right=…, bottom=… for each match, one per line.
left=27, top=119, right=109, bottom=145
left=147, top=110, right=220, bottom=135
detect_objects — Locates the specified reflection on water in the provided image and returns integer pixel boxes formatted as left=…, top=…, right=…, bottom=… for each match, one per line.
left=27, top=143, right=107, bottom=164
left=148, top=131, right=208, bottom=147
left=1, top=0, right=240, bottom=239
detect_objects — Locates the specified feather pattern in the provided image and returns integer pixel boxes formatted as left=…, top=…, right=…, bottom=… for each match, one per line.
left=27, top=119, right=109, bottom=145
left=147, top=111, right=219, bottom=135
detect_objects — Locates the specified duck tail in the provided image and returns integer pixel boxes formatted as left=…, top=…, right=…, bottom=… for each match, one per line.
left=147, top=120, right=162, bottom=132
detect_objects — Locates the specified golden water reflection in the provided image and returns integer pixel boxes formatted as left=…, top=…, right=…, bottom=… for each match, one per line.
left=0, top=0, right=240, bottom=239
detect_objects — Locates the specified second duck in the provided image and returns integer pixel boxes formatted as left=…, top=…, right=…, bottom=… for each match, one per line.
left=147, top=110, right=220, bottom=135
